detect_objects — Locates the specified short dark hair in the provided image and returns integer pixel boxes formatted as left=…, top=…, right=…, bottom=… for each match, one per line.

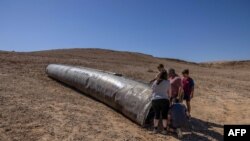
left=169, top=68, right=175, bottom=74
left=182, top=69, right=189, bottom=75
left=158, top=64, right=164, bottom=68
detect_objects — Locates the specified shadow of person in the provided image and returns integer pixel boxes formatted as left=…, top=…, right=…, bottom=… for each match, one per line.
left=175, top=117, right=223, bottom=141
left=181, top=133, right=214, bottom=141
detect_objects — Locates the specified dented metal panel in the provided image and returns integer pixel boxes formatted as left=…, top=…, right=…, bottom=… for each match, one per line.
left=46, top=64, right=152, bottom=126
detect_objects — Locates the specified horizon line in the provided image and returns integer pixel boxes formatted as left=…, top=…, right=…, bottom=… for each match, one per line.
left=0, top=47, right=249, bottom=64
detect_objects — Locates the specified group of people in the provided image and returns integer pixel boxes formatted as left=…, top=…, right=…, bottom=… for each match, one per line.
left=150, top=64, right=195, bottom=138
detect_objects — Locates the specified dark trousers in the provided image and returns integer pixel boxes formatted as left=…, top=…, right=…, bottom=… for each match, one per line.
left=152, top=99, right=170, bottom=119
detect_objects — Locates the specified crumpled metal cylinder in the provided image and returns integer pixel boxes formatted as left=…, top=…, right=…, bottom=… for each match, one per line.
left=46, top=64, right=153, bottom=126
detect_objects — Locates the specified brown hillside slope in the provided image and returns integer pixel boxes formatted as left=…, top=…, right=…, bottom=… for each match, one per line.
left=0, top=49, right=249, bottom=141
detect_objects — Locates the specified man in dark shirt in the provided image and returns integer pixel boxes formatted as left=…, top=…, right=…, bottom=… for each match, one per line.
left=182, top=69, right=194, bottom=117
left=150, top=64, right=167, bottom=84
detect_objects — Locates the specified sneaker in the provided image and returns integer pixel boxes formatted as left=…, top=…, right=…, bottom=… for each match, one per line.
left=176, top=128, right=183, bottom=138
left=153, top=128, right=158, bottom=134
left=161, top=130, right=167, bottom=135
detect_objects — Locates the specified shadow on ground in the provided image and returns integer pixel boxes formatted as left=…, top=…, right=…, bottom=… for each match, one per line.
left=178, top=117, right=223, bottom=141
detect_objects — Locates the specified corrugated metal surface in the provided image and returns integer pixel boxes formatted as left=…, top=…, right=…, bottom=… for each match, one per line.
left=46, top=64, right=153, bottom=126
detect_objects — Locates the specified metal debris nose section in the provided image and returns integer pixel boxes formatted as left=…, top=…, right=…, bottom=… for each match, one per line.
left=46, top=64, right=153, bottom=126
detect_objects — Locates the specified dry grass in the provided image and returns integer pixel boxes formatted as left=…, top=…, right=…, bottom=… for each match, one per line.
left=0, top=49, right=249, bottom=141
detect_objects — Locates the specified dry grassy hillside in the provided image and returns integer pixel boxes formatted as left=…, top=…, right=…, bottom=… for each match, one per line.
left=0, top=48, right=249, bottom=141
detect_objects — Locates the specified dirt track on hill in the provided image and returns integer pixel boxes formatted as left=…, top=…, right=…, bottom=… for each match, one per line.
left=0, top=49, right=249, bottom=141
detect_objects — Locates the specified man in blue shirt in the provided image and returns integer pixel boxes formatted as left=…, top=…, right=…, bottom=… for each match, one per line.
left=168, top=99, right=189, bottom=138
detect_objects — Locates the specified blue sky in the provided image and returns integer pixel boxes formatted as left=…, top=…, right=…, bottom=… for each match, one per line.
left=0, top=0, right=249, bottom=62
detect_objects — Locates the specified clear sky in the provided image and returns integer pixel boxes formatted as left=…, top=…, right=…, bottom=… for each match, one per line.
left=0, top=0, right=250, bottom=62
